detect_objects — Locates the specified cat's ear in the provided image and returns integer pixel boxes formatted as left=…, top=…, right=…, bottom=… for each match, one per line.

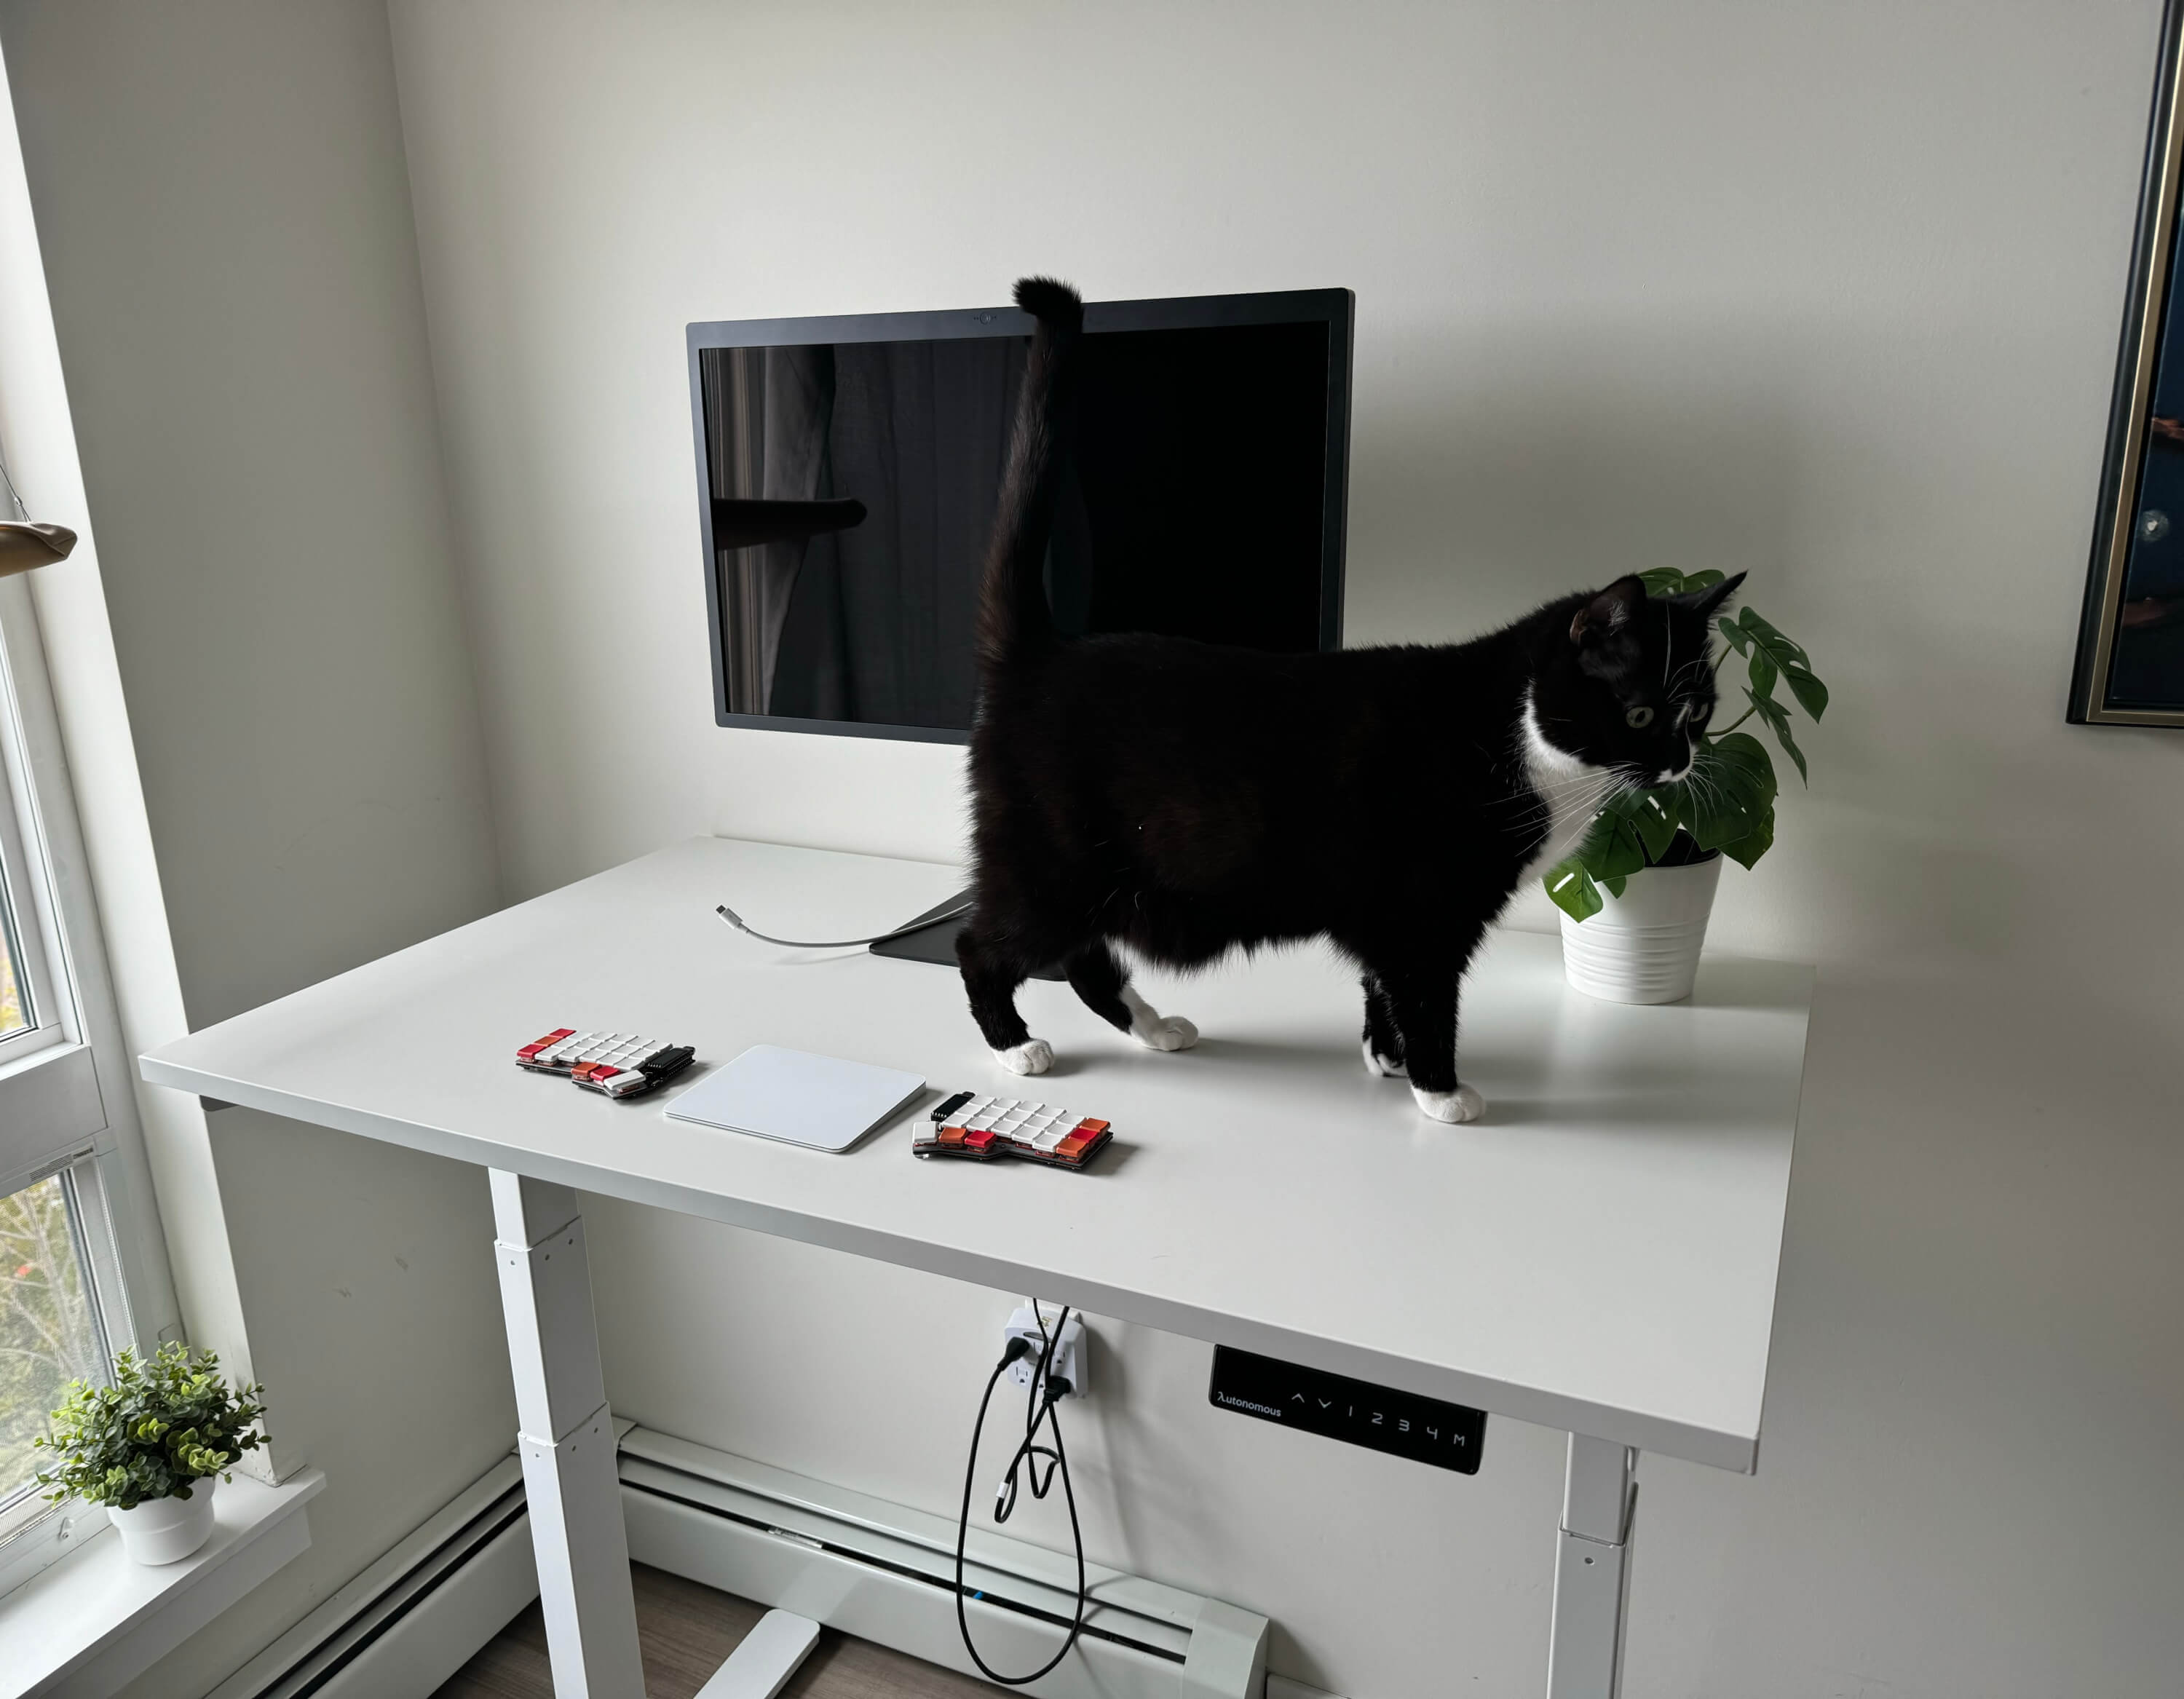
left=1671, top=571, right=1747, bottom=620
left=1570, top=576, right=1647, bottom=645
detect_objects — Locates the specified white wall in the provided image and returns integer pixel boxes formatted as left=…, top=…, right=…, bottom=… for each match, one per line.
left=0, top=4, right=518, bottom=1692
left=387, top=4, right=2184, bottom=1696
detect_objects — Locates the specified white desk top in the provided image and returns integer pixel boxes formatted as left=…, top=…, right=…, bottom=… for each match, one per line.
left=141, top=837, right=1809, bottom=1473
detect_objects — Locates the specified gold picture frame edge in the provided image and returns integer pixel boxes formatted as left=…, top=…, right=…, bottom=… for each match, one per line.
left=2075, top=0, right=2184, bottom=727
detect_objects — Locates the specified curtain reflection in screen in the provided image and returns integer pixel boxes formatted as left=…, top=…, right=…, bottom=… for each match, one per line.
left=701, top=341, right=1021, bottom=728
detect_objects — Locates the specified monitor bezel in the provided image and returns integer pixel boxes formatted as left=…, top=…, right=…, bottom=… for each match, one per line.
left=687, top=287, right=1355, bottom=744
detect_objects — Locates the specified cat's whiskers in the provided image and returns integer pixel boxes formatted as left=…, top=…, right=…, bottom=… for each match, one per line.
left=1511, top=764, right=1617, bottom=813
left=1669, top=655, right=1714, bottom=697
left=1507, top=763, right=1629, bottom=844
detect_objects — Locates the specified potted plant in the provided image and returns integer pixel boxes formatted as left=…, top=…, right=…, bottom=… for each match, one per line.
left=1544, top=569, right=1827, bottom=1003
left=32, top=1342, right=269, bottom=1565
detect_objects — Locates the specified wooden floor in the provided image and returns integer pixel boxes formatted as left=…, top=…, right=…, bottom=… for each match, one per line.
left=432, top=1564, right=1000, bottom=1699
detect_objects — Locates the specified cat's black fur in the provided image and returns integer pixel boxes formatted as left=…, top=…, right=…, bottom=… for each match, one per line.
left=957, top=277, right=1742, bottom=1120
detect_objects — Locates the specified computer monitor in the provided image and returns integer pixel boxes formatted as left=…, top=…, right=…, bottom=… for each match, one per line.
left=687, top=288, right=1354, bottom=744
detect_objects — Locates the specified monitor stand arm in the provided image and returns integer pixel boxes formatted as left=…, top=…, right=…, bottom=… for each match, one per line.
left=866, top=890, right=1067, bottom=981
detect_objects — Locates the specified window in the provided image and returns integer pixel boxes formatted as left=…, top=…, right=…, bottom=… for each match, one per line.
left=0, top=575, right=178, bottom=1593
left=0, top=708, right=55, bottom=1057
left=2, top=867, right=30, bottom=1035
left=1, top=1174, right=107, bottom=1494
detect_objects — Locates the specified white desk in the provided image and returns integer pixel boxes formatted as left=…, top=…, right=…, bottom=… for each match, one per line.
left=141, top=836, right=1811, bottom=1699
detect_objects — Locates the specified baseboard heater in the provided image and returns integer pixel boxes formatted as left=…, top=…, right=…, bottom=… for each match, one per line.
left=619, top=1424, right=1268, bottom=1699
left=207, top=1460, right=537, bottom=1699
left=209, top=1428, right=1267, bottom=1699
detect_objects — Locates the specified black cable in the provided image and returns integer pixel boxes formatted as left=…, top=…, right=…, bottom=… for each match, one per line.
left=713, top=900, right=969, bottom=950
left=955, top=1307, right=1089, bottom=1684
left=997, top=1302, right=1066, bottom=1522
left=1024, top=1304, right=1069, bottom=1497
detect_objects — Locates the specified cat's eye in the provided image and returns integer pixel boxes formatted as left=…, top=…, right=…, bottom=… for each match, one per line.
left=1625, top=705, right=1655, bottom=729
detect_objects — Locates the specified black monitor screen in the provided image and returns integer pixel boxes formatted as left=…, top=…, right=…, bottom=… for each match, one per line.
left=693, top=297, right=1348, bottom=740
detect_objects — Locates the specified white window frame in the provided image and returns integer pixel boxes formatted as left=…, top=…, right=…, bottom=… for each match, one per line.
left=0, top=596, right=66, bottom=1075
left=0, top=572, right=182, bottom=1596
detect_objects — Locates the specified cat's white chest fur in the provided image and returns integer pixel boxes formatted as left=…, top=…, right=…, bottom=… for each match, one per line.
left=1516, top=689, right=1617, bottom=888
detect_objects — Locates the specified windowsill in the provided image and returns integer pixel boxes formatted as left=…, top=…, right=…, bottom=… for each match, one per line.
left=0, top=1468, right=323, bottom=1699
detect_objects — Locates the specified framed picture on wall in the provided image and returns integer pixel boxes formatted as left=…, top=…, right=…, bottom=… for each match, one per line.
left=2073, top=0, right=2184, bottom=725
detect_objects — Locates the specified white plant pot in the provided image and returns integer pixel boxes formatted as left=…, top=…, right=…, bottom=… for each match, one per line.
left=1559, top=855, right=1722, bottom=1005
left=108, top=1476, right=218, bottom=1565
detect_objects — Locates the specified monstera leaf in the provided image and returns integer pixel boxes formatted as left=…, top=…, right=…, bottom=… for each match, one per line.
left=1717, top=606, right=1827, bottom=723
left=1637, top=567, right=1728, bottom=597
left=1741, top=688, right=1807, bottom=783
left=1714, top=804, right=1776, bottom=871
left=1544, top=788, right=1678, bottom=919
left=1584, top=809, right=1649, bottom=880
left=1543, top=577, right=1825, bottom=919
left=1543, top=856, right=1604, bottom=922
left=1615, top=785, right=1682, bottom=862
left=1682, top=731, right=1776, bottom=850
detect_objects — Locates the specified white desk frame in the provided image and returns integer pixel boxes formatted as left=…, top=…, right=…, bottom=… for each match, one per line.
left=141, top=838, right=1811, bottom=1699
left=490, top=1170, right=643, bottom=1693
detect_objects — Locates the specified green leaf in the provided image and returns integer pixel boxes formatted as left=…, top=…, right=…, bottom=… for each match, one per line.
left=1780, top=665, right=1829, bottom=721
left=1641, top=568, right=1727, bottom=599
left=1734, top=608, right=1828, bottom=722
left=1715, top=614, right=1752, bottom=656
left=1734, top=606, right=1808, bottom=665
left=1685, top=732, right=1777, bottom=851
left=1575, top=809, right=1649, bottom=881
left=1748, top=646, right=1778, bottom=700
left=1715, top=804, right=1776, bottom=869
left=1544, top=856, right=1603, bottom=922
left=1626, top=786, right=1680, bottom=862
left=1603, top=820, right=1647, bottom=879
left=1602, top=874, right=1628, bottom=898
left=1714, top=730, right=1779, bottom=802
left=1741, top=687, right=1809, bottom=783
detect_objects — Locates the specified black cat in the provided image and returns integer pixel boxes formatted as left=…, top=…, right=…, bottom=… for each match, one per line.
left=957, top=278, right=1742, bottom=1120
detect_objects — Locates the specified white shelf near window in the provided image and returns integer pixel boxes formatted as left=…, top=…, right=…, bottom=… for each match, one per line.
left=0, top=1468, right=323, bottom=1699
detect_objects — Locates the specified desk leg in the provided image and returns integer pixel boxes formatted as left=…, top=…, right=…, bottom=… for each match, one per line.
left=491, top=1171, right=645, bottom=1699
left=1547, top=1433, right=1637, bottom=1699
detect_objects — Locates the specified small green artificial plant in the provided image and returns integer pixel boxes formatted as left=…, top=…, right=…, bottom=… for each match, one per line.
left=1544, top=569, right=1827, bottom=922
left=31, top=1342, right=269, bottom=1509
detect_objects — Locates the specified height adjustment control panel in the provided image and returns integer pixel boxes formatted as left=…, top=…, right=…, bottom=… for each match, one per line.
left=1207, top=1346, right=1486, bottom=1474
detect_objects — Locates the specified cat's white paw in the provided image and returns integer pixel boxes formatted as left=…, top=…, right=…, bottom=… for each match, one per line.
left=996, top=1039, right=1053, bottom=1076
left=1133, top=1013, right=1198, bottom=1052
left=1412, top=1082, right=1485, bottom=1124
left=1121, top=987, right=1198, bottom=1052
left=1361, top=1037, right=1407, bottom=1078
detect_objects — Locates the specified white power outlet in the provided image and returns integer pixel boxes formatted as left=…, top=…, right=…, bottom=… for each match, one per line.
left=1003, top=1302, right=1087, bottom=1398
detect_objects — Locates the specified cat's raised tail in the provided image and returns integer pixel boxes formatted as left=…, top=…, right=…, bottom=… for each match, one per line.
left=976, top=277, right=1083, bottom=677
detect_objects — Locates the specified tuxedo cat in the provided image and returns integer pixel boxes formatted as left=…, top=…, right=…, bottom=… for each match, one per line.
left=957, top=278, right=1742, bottom=1121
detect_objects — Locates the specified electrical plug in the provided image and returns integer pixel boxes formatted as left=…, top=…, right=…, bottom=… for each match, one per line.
left=1002, top=1302, right=1087, bottom=1398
